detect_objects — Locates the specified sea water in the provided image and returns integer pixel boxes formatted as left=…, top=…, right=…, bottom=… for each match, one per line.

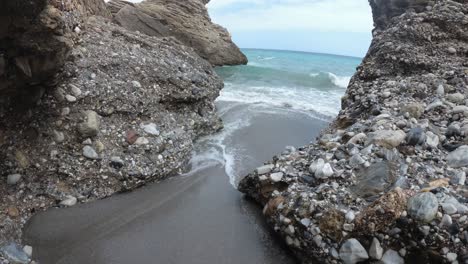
left=189, top=49, right=363, bottom=186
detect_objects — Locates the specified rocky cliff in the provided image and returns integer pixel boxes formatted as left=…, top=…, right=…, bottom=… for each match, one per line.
left=239, top=0, right=468, bottom=263
left=107, top=0, right=248, bottom=66
left=0, top=0, right=235, bottom=261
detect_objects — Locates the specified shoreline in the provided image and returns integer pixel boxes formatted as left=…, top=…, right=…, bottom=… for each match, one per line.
left=22, top=101, right=327, bottom=264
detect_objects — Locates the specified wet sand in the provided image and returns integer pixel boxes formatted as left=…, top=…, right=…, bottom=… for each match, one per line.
left=23, top=102, right=328, bottom=264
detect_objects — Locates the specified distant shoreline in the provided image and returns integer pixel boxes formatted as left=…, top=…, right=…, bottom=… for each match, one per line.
left=240, top=47, right=364, bottom=60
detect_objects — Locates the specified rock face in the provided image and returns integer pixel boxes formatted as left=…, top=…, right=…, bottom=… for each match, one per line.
left=0, top=0, right=110, bottom=104
left=107, top=0, right=248, bottom=66
left=0, top=5, right=225, bottom=253
left=239, top=0, right=468, bottom=263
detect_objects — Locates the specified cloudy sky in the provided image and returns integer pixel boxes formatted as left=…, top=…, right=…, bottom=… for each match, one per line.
left=121, top=0, right=374, bottom=57
left=207, top=0, right=373, bottom=57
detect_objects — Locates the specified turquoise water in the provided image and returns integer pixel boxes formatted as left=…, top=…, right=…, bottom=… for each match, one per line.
left=216, top=49, right=363, bottom=118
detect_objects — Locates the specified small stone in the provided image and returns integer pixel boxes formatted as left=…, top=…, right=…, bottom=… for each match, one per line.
left=441, top=203, right=458, bottom=215
left=7, top=206, right=19, bottom=217
left=270, top=172, right=283, bottom=182
left=453, top=105, right=468, bottom=115
left=74, top=26, right=81, bottom=33
left=134, top=137, right=150, bottom=145
left=132, top=81, right=142, bottom=88
left=339, top=238, right=369, bottom=264
left=447, top=123, right=461, bottom=137
left=425, top=131, right=439, bottom=148
left=401, top=103, right=424, bottom=119
left=110, top=156, right=124, bottom=169
left=407, top=192, right=439, bottom=222
left=348, top=133, right=367, bottom=145
left=381, top=249, right=404, bottom=264
left=82, top=138, right=92, bottom=145
left=316, top=163, right=334, bottom=179
left=345, top=211, right=355, bottom=222
left=349, top=154, right=365, bottom=167
left=65, top=94, right=77, bottom=102
left=257, top=164, right=274, bottom=175
left=447, top=145, right=468, bottom=168
left=0, top=243, right=30, bottom=264
left=141, top=123, right=160, bottom=136
left=126, top=130, right=139, bottom=144
left=95, top=141, right=105, bottom=153
left=83, top=146, right=99, bottom=159
left=60, top=196, right=77, bottom=206
left=53, top=130, right=65, bottom=143
left=446, top=252, right=457, bottom=262
left=366, top=130, right=406, bottom=149
left=369, top=238, right=383, bottom=260
left=447, top=93, right=464, bottom=104
left=69, top=84, right=82, bottom=97
left=309, top=158, right=325, bottom=174
left=300, top=218, right=311, bottom=227
left=440, top=214, right=453, bottom=228
left=447, top=47, right=457, bottom=54
left=7, top=174, right=22, bottom=185
left=78, top=110, right=100, bottom=138
left=406, top=127, right=426, bottom=146
left=61, top=107, right=70, bottom=116
left=23, top=246, right=32, bottom=257
left=436, top=84, right=445, bottom=96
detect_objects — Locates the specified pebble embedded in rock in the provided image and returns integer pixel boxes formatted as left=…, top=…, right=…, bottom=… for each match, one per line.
left=367, top=130, right=406, bottom=149
left=447, top=145, right=468, bottom=168
left=270, top=172, right=283, bottom=182
left=22, top=245, right=32, bottom=257
left=7, top=174, right=22, bottom=185
left=406, top=127, right=425, bottom=146
left=381, top=249, right=404, bottom=264
left=345, top=211, right=355, bottom=223
left=65, top=94, right=77, bottom=102
left=53, top=130, right=65, bottom=143
left=339, top=238, right=369, bottom=264
left=132, top=80, right=142, bottom=88
left=78, top=110, right=100, bottom=138
left=83, top=146, right=99, bottom=160
left=349, top=154, right=365, bottom=167
left=315, top=162, right=334, bottom=179
left=0, top=243, right=30, bottom=264
left=60, top=196, right=77, bottom=206
left=407, top=192, right=439, bottom=222
left=141, top=123, right=160, bottom=136
left=369, top=237, right=383, bottom=260
left=70, top=84, right=82, bottom=97
left=425, top=131, right=439, bottom=148
left=110, top=156, right=125, bottom=169
left=447, top=47, right=457, bottom=54
left=256, top=164, right=274, bottom=175
left=135, top=137, right=150, bottom=145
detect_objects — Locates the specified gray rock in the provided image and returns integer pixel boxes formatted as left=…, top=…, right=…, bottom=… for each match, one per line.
left=349, top=154, right=366, bottom=167
left=70, top=84, right=82, bottom=97
left=366, top=130, right=406, bottom=149
left=83, top=146, right=99, bottom=160
left=141, top=123, right=160, bottom=136
left=447, top=92, right=464, bottom=103
left=453, top=105, right=468, bottom=115
left=315, top=163, right=334, bottom=179
left=401, top=102, right=424, bottom=119
left=441, top=203, right=457, bottom=215
left=351, top=161, right=398, bottom=200
left=65, top=94, right=77, bottom=102
left=447, top=47, right=457, bottom=54
left=381, top=249, right=404, bottom=264
left=447, top=145, right=468, bottom=168
left=442, top=196, right=468, bottom=214
left=425, top=131, right=439, bottom=148
left=270, top=172, right=284, bottom=182
left=53, top=130, right=65, bottom=143
left=78, top=110, right=101, bottom=138
left=406, top=127, right=426, bottom=146
left=407, top=192, right=439, bottom=222
left=309, top=158, right=325, bottom=174
left=439, top=214, right=452, bottom=228
left=0, top=243, right=30, bottom=264
left=339, top=238, right=369, bottom=264
left=22, top=246, right=32, bottom=258
left=446, top=123, right=461, bottom=137
left=60, top=196, right=78, bottom=206
left=110, top=156, right=125, bottom=168
left=369, top=237, right=383, bottom=260
left=446, top=252, right=457, bottom=262
left=7, top=174, right=22, bottom=185
left=257, top=164, right=274, bottom=175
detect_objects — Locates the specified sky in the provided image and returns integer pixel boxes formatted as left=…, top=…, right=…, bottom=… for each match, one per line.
left=118, top=0, right=374, bottom=58
left=207, top=0, right=374, bottom=57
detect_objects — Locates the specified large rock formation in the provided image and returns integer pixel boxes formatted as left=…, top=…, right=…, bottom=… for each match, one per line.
left=0, top=0, right=110, bottom=104
left=107, top=0, right=248, bottom=66
left=239, top=0, right=468, bottom=263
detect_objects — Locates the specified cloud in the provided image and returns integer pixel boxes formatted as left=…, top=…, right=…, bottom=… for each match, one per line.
left=208, top=0, right=373, bottom=33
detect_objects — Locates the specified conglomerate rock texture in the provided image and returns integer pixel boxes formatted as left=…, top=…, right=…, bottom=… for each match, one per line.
left=0, top=0, right=110, bottom=102
left=107, top=0, right=248, bottom=66
left=0, top=0, right=238, bottom=261
left=239, top=0, right=468, bottom=263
